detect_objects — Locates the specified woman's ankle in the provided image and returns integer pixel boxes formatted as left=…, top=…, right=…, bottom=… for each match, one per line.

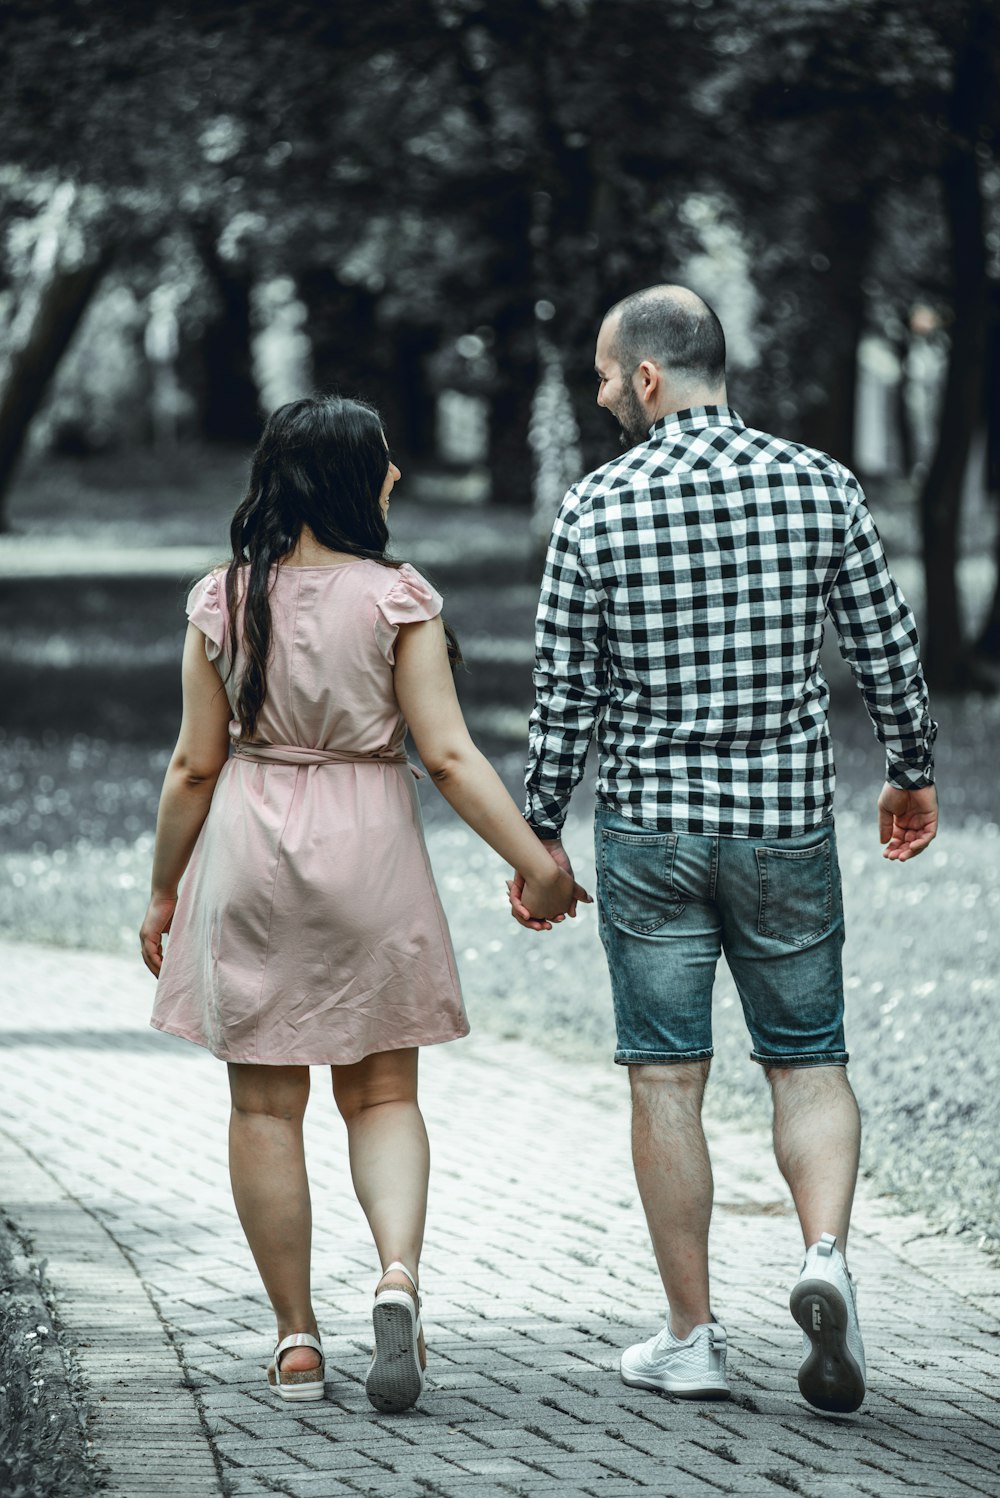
left=275, top=1314, right=319, bottom=1342
left=377, top=1264, right=419, bottom=1295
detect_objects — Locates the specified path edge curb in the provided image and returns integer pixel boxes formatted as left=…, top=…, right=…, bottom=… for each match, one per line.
left=0, top=1128, right=223, bottom=1498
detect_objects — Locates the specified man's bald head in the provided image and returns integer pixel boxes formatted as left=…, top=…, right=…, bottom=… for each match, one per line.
left=604, top=285, right=727, bottom=393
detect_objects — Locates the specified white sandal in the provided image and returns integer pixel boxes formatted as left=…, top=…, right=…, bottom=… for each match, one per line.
left=267, top=1331, right=325, bottom=1402
left=365, top=1261, right=425, bottom=1413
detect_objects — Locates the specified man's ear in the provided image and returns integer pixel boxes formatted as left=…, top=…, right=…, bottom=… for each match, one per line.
left=636, top=359, right=661, bottom=407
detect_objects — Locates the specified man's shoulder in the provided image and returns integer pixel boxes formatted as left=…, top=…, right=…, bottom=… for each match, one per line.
left=565, top=424, right=861, bottom=516
left=734, top=424, right=858, bottom=487
left=569, top=446, right=656, bottom=504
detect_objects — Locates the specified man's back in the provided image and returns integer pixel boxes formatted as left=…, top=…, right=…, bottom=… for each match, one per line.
left=524, top=405, right=936, bottom=838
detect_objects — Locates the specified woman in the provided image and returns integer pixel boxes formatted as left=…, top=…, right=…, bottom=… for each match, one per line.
left=140, top=396, right=585, bottom=1413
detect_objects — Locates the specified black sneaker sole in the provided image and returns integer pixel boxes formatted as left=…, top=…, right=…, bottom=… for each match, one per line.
left=790, top=1280, right=866, bottom=1414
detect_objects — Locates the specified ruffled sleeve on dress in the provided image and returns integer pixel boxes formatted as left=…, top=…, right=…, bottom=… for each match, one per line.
left=374, top=563, right=444, bottom=663
left=186, top=571, right=228, bottom=662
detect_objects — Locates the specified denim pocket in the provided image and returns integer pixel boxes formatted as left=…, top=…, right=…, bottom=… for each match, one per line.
left=599, top=828, right=682, bottom=934
left=755, top=835, right=833, bottom=948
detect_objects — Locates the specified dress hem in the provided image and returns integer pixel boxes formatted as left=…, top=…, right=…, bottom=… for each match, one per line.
left=149, top=1017, right=470, bottom=1066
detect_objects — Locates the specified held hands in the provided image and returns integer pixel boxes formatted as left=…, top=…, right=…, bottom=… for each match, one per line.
left=506, top=840, right=593, bottom=932
left=140, top=891, right=177, bottom=976
left=878, top=782, right=939, bottom=862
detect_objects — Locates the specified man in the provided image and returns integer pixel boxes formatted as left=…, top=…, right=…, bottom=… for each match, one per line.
left=511, top=286, right=938, bottom=1414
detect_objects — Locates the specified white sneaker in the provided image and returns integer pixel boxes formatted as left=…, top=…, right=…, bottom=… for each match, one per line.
left=620, top=1319, right=730, bottom=1399
left=790, top=1232, right=866, bottom=1414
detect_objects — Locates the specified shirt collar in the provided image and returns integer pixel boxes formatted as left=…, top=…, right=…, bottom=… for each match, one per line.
left=647, top=405, right=744, bottom=441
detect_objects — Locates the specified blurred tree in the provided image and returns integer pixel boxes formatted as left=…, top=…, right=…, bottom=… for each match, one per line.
left=975, top=293, right=1000, bottom=662
left=706, top=0, right=998, bottom=687
left=0, top=0, right=279, bottom=521
left=916, top=1, right=999, bottom=685
left=0, top=178, right=116, bottom=525
left=0, top=0, right=996, bottom=695
left=191, top=218, right=260, bottom=444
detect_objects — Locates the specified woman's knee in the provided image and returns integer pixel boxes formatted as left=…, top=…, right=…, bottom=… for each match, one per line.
left=332, top=1048, right=419, bottom=1122
left=228, top=1063, right=310, bottom=1122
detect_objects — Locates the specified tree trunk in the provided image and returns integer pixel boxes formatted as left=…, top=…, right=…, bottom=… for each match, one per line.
left=890, top=334, right=917, bottom=478
left=393, top=325, right=438, bottom=464
left=298, top=268, right=429, bottom=466
left=973, top=302, right=1000, bottom=660
left=484, top=199, right=538, bottom=508
left=487, top=318, right=538, bottom=507
left=194, top=228, right=261, bottom=444
left=798, top=197, right=875, bottom=468
left=917, top=4, right=995, bottom=689
left=0, top=245, right=114, bottom=531
left=977, top=534, right=1000, bottom=660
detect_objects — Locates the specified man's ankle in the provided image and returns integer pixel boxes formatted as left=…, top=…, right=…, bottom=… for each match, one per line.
left=669, top=1311, right=714, bottom=1340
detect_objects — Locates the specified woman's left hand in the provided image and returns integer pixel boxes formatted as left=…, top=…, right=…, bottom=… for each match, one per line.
left=140, top=893, right=177, bottom=977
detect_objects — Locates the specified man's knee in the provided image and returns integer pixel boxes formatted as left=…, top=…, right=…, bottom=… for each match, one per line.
left=765, top=1063, right=858, bottom=1119
left=630, top=1058, right=711, bottom=1107
left=765, top=1061, right=851, bottom=1090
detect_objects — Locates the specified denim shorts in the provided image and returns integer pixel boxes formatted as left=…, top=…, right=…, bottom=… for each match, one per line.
left=595, top=804, right=847, bottom=1068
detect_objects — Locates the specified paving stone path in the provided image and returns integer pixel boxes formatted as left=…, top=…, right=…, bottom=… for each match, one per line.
left=3, top=940, right=1000, bottom=1498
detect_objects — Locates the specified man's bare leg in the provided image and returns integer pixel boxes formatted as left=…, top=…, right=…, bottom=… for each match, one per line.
left=629, top=1059, right=714, bottom=1337
left=768, top=1065, right=861, bottom=1252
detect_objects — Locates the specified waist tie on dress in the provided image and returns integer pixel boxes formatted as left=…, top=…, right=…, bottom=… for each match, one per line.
left=231, top=741, right=424, bottom=777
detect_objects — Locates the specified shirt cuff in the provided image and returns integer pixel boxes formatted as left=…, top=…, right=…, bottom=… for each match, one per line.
left=525, top=820, right=565, bottom=842
left=885, top=757, right=936, bottom=790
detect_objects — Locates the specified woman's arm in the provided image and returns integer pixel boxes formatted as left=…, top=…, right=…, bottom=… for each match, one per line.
left=392, top=616, right=590, bottom=921
left=140, top=623, right=232, bottom=975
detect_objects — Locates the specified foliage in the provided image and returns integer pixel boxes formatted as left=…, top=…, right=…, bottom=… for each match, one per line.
left=1, top=0, right=994, bottom=439
left=0, top=0, right=998, bottom=675
left=0, top=1222, right=94, bottom=1498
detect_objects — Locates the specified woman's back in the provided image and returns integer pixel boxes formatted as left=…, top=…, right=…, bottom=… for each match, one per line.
left=189, top=560, right=442, bottom=755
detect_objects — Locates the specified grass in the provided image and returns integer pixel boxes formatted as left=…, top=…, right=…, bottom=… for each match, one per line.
left=0, top=1220, right=94, bottom=1498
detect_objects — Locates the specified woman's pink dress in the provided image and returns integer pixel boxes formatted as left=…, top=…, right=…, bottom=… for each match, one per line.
left=150, top=560, right=468, bottom=1066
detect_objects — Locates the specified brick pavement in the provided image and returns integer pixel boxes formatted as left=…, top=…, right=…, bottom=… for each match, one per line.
left=2, top=940, right=1000, bottom=1497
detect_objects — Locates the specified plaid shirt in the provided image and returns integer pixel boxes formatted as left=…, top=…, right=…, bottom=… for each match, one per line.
left=524, top=406, right=937, bottom=839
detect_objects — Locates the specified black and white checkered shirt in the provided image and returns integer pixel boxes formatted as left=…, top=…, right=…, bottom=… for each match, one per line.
left=524, top=406, right=936, bottom=839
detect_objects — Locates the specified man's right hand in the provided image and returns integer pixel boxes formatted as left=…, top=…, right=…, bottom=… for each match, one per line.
left=878, top=782, right=938, bottom=861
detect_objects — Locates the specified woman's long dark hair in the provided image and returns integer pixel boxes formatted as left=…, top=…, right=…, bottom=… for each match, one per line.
left=225, top=395, right=460, bottom=740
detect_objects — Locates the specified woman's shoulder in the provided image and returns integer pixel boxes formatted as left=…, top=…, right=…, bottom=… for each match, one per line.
left=186, top=566, right=229, bottom=657
left=187, top=565, right=227, bottom=606
left=317, top=558, right=441, bottom=610
left=375, top=562, right=443, bottom=620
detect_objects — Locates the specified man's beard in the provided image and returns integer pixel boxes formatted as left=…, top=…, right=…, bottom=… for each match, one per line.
left=613, top=384, right=649, bottom=447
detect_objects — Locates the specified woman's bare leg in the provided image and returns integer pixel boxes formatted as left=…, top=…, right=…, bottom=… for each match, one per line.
left=227, top=1063, right=320, bottom=1373
left=332, top=1048, right=429, bottom=1351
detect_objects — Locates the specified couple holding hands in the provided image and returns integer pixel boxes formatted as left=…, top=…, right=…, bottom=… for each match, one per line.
left=141, top=285, right=938, bottom=1419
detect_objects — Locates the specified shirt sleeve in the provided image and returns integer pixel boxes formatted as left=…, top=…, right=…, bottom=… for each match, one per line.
left=524, top=488, right=608, bottom=835
left=185, top=571, right=228, bottom=662
left=827, top=479, right=937, bottom=789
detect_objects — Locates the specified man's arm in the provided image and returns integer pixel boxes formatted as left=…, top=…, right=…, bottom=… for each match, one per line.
left=828, top=477, right=938, bottom=855
left=509, top=489, right=608, bottom=931
left=523, top=487, right=608, bottom=839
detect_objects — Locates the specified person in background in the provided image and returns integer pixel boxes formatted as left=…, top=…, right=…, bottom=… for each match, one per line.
left=141, top=396, right=587, bottom=1413
left=511, top=286, right=938, bottom=1414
